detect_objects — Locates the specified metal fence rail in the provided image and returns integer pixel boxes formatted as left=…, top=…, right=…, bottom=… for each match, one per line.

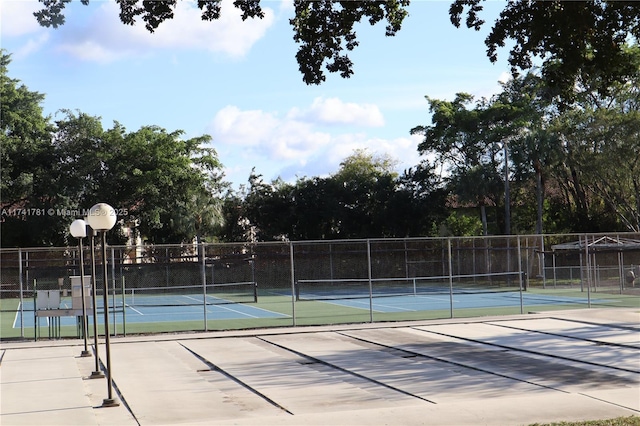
left=2, top=233, right=639, bottom=339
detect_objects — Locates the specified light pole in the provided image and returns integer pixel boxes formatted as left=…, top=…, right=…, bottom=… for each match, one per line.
left=87, top=203, right=119, bottom=407
left=69, top=219, right=91, bottom=358
left=86, top=221, right=105, bottom=379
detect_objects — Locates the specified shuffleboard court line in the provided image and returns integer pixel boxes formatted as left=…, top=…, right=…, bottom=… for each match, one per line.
left=337, top=330, right=571, bottom=393
left=410, top=326, right=640, bottom=374
left=485, top=321, right=640, bottom=350
left=257, top=336, right=438, bottom=404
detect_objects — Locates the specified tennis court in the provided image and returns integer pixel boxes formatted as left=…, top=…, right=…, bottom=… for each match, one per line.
left=13, top=295, right=288, bottom=329
left=7, top=286, right=630, bottom=331
left=302, top=290, right=611, bottom=313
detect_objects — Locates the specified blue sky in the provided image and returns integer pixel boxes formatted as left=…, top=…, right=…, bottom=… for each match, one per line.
left=1, top=0, right=511, bottom=190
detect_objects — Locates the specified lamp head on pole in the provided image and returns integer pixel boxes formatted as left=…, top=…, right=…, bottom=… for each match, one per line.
left=86, top=203, right=117, bottom=232
left=69, top=219, right=88, bottom=239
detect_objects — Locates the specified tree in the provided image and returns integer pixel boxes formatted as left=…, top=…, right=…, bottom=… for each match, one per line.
left=34, top=1, right=640, bottom=93
left=393, top=163, right=448, bottom=237
left=0, top=51, right=59, bottom=246
left=33, top=0, right=410, bottom=85
left=239, top=171, right=294, bottom=241
left=550, top=96, right=640, bottom=232
left=411, top=93, right=509, bottom=234
left=2, top=75, right=226, bottom=246
left=106, top=125, right=224, bottom=243
left=287, top=176, right=341, bottom=240
left=0, top=51, right=52, bottom=210
left=330, top=149, right=400, bottom=238
left=450, top=0, right=640, bottom=103
left=492, top=74, right=562, bottom=235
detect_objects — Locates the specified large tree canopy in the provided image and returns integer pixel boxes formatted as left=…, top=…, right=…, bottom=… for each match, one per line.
left=0, top=50, right=226, bottom=246
left=33, top=0, right=409, bottom=85
left=34, top=0, right=640, bottom=94
left=450, top=0, right=640, bottom=102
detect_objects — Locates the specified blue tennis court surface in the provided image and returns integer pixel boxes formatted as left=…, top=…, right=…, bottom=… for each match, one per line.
left=13, top=292, right=614, bottom=328
left=13, top=300, right=288, bottom=328
left=321, top=292, right=610, bottom=313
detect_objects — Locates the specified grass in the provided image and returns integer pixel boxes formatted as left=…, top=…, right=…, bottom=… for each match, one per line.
left=530, top=416, right=640, bottom=426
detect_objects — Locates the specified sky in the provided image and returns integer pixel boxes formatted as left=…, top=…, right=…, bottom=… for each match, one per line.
left=1, top=0, right=511, bottom=190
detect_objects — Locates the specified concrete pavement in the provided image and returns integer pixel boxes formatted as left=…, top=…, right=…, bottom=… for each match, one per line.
left=1, top=308, right=639, bottom=425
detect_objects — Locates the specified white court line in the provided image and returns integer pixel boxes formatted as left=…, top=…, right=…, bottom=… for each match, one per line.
left=12, top=302, right=51, bottom=328
left=126, top=305, right=144, bottom=315
left=414, top=294, right=456, bottom=302
left=147, top=294, right=261, bottom=318
left=12, top=302, right=21, bottom=328
left=211, top=304, right=260, bottom=318
left=319, top=298, right=415, bottom=313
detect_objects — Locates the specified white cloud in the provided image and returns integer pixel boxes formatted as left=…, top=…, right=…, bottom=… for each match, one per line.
left=209, top=100, right=422, bottom=186
left=55, top=0, right=275, bottom=62
left=0, top=1, right=42, bottom=37
left=14, top=33, right=50, bottom=59
left=289, top=97, right=385, bottom=127
left=498, top=71, right=511, bottom=84
left=1, top=1, right=51, bottom=58
left=278, top=0, right=295, bottom=13
left=210, top=105, right=331, bottom=161
left=323, top=133, right=422, bottom=172
left=212, top=106, right=279, bottom=147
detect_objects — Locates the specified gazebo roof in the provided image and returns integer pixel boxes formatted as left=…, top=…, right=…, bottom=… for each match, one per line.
left=551, top=236, right=640, bottom=253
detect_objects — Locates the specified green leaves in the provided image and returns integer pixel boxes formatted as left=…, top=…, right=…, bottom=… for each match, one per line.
left=1, top=53, right=226, bottom=246
left=450, top=0, right=640, bottom=103
left=34, top=0, right=409, bottom=85
left=291, top=0, right=410, bottom=84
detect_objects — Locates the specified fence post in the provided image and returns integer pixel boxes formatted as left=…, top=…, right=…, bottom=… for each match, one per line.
left=540, top=235, right=546, bottom=289
left=121, top=276, right=126, bottom=336
left=448, top=238, right=454, bottom=318
left=19, top=248, right=24, bottom=338
left=111, top=247, right=117, bottom=336
left=517, top=236, right=524, bottom=314
left=367, top=239, right=373, bottom=323
left=584, top=235, right=591, bottom=307
left=290, top=242, right=296, bottom=327
left=201, top=242, right=207, bottom=331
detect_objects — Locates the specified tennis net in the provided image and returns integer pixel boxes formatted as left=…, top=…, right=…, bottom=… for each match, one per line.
left=120, top=282, right=258, bottom=308
left=295, top=271, right=524, bottom=301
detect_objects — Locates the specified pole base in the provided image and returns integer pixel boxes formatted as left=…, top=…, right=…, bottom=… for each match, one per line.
left=102, top=398, right=120, bottom=407
left=80, top=350, right=92, bottom=357
left=89, top=371, right=105, bottom=379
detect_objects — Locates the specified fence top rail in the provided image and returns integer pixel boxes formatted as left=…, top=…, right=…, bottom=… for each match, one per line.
left=297, top=271, right=523, bottom=284
left=2, top=232, right=640, bottom=253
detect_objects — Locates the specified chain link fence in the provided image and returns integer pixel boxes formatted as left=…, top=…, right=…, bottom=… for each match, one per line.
left=2, top=233, right=639, bottom=339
